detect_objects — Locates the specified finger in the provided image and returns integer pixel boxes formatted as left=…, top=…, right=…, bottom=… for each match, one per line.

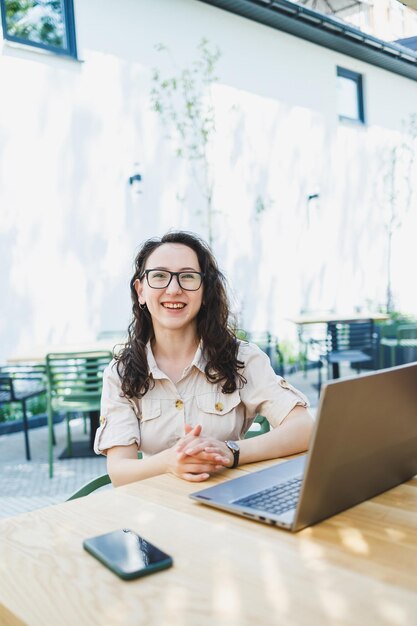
left=183, top=423, right=202, bottom=436
left=177, top=453, right=220, bottom=466
left=184, top=443, right=226, bottom=457
left=203, top=447, right=231, bottom=460
left=212, top=456, right=231, bottom=465
left=180, top=449, right=230, bottom=464
left=182, top=472, right=210, bottom=482
left=182, top=461, right=220, bottom=474
left=176, top=438, right=202, bottom=456
left=201, top=446, right=232, bottom=466
left=191, top=456, right=229, bottom=466
left=182, top=439, right=221, bottom=455
left=182, top=442, right=208, bottom=456
left=177, top=425, right=203, bottom=452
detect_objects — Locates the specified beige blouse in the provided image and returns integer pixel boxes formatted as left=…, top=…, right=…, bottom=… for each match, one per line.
left=94, top=341, right=309, bottom=457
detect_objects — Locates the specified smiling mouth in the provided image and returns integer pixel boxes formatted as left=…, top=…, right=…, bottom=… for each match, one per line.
left=162, top=303, right=186, bottom=309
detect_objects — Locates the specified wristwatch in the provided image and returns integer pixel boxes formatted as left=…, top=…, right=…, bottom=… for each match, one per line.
left=225, top=440, right=240, bottom=469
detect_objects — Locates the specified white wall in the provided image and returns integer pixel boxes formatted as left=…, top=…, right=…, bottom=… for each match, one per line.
left=1, top=0, right=416, bottom=361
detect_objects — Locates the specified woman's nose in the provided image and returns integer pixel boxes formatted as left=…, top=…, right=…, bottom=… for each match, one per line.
left=165, top=275, right=182, bottom=294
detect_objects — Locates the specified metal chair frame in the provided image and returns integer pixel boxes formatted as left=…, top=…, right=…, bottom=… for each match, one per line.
left=0, top=364, right=47, bottom=460
left=315, top=319, right=379, bottom=393
left=244, top=414, right=270, bottom=438
left=46, top=350, right=113, bottom=478
left=66, top=473, right=112, bottom=500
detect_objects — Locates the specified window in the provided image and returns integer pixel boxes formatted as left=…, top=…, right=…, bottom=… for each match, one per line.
left=0, top=0, right=77, bottom=58
left=337, top=67, right=365, bottom=124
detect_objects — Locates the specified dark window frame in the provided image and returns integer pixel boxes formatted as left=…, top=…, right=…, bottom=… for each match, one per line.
left=0, top=0, right=77, bottom=59
left=337, top=66, right=365, bottom=124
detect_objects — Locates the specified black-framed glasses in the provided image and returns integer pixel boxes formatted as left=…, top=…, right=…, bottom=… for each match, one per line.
left=141, top=269, right=204, bottom=291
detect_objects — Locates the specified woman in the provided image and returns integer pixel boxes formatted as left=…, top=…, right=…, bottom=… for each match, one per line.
left=94, top=231, right=313, bottom=486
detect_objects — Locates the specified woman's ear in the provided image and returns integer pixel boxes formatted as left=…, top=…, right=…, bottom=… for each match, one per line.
left=134, top=278, right=145, bottom=306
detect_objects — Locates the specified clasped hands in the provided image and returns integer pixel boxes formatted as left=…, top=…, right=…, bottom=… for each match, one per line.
left=168, top=424, right=233, bottom=482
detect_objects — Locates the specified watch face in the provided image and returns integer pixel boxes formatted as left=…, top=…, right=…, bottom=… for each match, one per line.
left=227, top=441, right=239, bottom=452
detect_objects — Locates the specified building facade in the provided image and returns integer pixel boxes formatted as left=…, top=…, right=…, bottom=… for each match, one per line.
left=1, top=0, right=417, bottom=361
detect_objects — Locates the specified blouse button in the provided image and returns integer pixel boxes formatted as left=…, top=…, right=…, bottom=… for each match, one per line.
left=280, top=379, right=290, bottom=389
left=215, top=402, right=224, bottom=412
left=99, top=415, right=106, bottom=425
left=175, top=399, right=184, bottom=410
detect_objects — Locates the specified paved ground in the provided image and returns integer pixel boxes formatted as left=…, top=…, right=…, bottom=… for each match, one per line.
left=0, top=418, right=108, bottom=519
left=0, top=367, right=323, bottom=520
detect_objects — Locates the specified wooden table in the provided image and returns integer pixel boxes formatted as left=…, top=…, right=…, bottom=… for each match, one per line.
left=1, top=459, right=417, bottom=626
left=288, top=311, right=390, bottom=326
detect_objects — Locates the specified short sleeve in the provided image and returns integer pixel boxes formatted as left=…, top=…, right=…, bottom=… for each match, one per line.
left=93, top=360, right=140, bottom=456
left=239, top=342, right=309, bottom=428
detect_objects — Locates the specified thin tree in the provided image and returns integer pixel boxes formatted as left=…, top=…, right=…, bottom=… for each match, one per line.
left=150, top=38, right=221, bottom=246
left=382, top=114, right=417, bottom=313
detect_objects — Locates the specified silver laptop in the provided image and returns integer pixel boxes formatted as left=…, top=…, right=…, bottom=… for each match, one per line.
left=190, top=362, right=417, bottom=531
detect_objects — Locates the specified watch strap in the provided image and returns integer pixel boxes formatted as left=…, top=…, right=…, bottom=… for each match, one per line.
left=225, top=440, right=240, bottom=469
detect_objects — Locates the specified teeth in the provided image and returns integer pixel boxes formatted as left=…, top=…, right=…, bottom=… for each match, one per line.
left=163, top=303, right=185, bottom=309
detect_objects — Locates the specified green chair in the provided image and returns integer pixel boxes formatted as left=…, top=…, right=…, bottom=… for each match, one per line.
left=395, top=324, right=417, bottom=365
left=0, top=363, right=46, bottom=460
left=379, top=323, right=417, bottom=367
left=66, top=451, right=143, bottom=500
left=46, top=350, right=113, bottom=478
left=66, top=473, right=112, bottom=500
left=244, top=414, right=270, bottom=438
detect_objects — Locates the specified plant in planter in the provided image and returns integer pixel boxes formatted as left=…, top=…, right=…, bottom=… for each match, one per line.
left=0, top=403, right=22, bottom=423
left=380, top=310, right=417, bottom=336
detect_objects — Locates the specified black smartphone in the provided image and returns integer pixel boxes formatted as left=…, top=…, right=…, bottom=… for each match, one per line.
left=83, top=529, right=173, bottom=580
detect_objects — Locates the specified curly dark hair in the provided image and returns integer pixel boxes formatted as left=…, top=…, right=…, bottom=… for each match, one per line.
left=115, top=230, right=246, bottom=398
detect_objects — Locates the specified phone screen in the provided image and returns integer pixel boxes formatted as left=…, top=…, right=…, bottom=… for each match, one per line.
left=83, top=529, right=173, bottom=580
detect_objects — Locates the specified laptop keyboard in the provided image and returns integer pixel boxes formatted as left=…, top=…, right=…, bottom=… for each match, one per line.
left=234, top=477, right=302, bottom=516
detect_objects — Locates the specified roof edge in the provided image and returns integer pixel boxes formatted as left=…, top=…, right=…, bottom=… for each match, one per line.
left=197, top=0, right=417, bottom=82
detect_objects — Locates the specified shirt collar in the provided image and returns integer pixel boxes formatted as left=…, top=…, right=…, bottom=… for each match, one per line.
left=190, top=342, right=207, bottom=374
left=146, top=342, right=164, bottom=379
left=146, top=341, right=207, bottom=378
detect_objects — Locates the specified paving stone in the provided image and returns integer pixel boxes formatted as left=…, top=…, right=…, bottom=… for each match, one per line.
left=0, top=419, right=107, bottom=519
